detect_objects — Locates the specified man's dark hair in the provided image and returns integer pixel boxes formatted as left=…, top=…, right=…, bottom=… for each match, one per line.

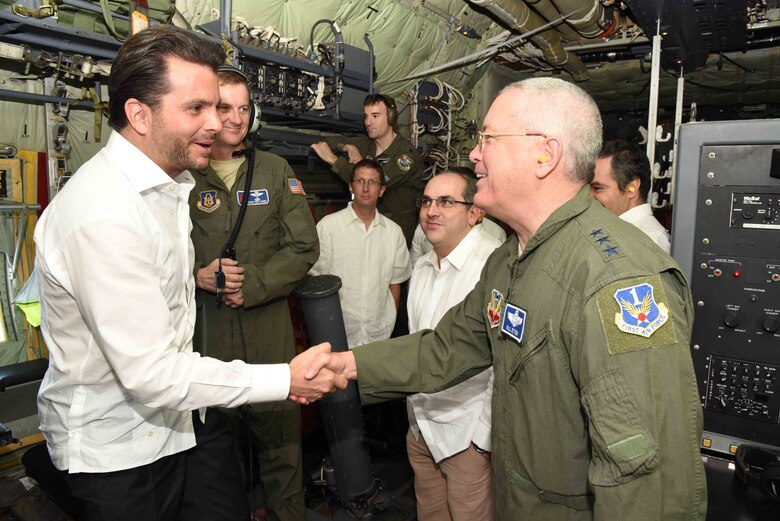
left=363, top=94, right=393, bottom=110
left=351, top=158, right=386, bottom=184
left=598, top=140, right=652, bottom=202
left=108, top=26, right=225, bottom=131
left=445, top=166, right=477, bottom=203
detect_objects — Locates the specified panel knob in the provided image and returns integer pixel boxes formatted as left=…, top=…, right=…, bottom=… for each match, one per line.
left=723, top=312, right=741, bottom=328
left=762, top=315, right=780, bottom=333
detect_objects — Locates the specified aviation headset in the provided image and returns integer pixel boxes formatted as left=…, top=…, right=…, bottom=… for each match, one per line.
left=735, top=445, right=780, bottom=502
left=216, top=64, right=262, bottom=135
left=367, top=93, right=398, bottom=127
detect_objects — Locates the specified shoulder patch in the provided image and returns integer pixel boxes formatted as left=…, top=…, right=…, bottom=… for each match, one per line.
left=196, top=190, right=220, bottom=213
left=585, top=227, right=624, bottom=262
left=397, top=154, right=413, bottom=172
left=596, top=275, right=677, bottom=355
left=288, top=178, right=306, bottom=195
left=487, top=289, right=504, bottom=329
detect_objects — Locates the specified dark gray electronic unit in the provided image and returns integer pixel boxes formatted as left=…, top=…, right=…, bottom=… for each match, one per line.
left=672, top=119, right=780, bottom=456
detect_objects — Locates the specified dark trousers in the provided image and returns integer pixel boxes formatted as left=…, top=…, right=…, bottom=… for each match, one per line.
left=181, top=409, right=250, bottom=521
left=65, top=451, right=186, bottom=521
left=223, top=402, right=305, bottom=521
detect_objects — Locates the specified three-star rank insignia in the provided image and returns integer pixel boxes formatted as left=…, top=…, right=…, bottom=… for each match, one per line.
left=596, top=275, right=677, bottom=355
left=197, top=190, right=220, bottom=213
left=586, top=227, right=624, bottom=262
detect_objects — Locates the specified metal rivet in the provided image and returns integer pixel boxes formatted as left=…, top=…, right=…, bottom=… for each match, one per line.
left=697, top=301, right=705, bottom=307
left=707, top=172, right=715, bottom=179
left=693, top=344, right=700, bottom=350
left=705, top=199, right=712, bottom=205
left=708, top=152, right=716, bottom=158
left=703, top=238, right=710, bottom=245
left=700, top=263, right=708, bottom=269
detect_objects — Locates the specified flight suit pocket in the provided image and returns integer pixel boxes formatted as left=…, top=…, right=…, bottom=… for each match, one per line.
left=508, top=325, right=550, bottom=384
left=581, top=368, right=659, bottom=486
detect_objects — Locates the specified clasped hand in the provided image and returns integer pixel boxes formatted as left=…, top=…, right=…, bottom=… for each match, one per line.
left=287, top=343, right=357, bottom=404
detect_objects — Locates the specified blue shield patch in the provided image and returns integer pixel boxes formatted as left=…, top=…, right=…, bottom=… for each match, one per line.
left=237, top=189, right=269, bottom=206
left=501, top=303, right=527, bottom=343
left=613, top=282, right=669, bottom=338
left=196, top=190, right=220, bottom=213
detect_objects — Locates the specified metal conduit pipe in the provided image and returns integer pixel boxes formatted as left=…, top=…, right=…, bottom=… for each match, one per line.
left=550, top=0, right=608, bottom=38
left=561, top=52, right=588, bottom=81
left=0, top=88, right=95, bottom=108
left=469, top=0, right=565, bottom=65
left=469, top=0, right=587, bottom=78
left=523, top=0, right=580, bottom=43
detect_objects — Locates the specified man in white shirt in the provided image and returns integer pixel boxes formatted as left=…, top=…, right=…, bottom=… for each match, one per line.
left=309, top=159, right=411, bottom=348
left=34, top=27, right=345, bottom=521
left=590, top=139, right=671, bottom=252
left=407, top=170, right=500, bottom=521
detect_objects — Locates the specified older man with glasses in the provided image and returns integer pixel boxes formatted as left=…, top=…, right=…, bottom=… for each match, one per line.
left=305, top=78, right=706, bottom=520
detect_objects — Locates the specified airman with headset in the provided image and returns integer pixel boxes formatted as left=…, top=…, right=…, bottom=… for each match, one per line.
left=311, top=94, right=424, bottom=248
left=185, top=64, right=319, bottom=521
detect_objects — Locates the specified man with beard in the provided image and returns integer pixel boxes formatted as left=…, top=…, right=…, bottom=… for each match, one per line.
left=33, top=26, right=345, bottom=521
left=303, top=78, right=707, bottom=521
left=187, top=67, right=319, bottom=521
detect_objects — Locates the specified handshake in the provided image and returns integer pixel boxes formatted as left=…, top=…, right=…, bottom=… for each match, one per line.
left=287, top=342, right=358, bottom=404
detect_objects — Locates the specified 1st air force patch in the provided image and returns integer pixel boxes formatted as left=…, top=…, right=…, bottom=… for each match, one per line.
left=596, top=275, right=677, bottom=355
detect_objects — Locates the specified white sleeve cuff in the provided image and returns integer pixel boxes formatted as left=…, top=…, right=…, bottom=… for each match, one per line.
left=246, top=363, right=291, bottom=403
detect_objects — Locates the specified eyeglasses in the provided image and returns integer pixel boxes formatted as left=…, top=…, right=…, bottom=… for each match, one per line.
left=476, top=131, right=546, bottom=151
left=416, top=196, right=472, bottom=209
left=352, top=178, right=381, bottom=187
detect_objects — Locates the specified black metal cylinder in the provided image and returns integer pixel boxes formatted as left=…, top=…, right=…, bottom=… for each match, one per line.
left=296, top=275, right=376, bottom=513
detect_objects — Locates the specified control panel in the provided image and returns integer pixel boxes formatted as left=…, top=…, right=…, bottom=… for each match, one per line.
left=672, top=122, right=780, bottom=454
left=730, top=192, right=780, bottom=230
left=704, top=356, right=778, bottom=422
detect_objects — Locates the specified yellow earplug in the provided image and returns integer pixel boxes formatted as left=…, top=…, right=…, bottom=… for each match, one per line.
left=538, top=154, right=548, bottom=163
left=627, top=186, right=636, bottom=193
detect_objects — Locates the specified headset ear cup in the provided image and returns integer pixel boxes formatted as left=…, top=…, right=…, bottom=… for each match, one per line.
left=387, top=103, right=398, bottom=126
left=248, top=102, right=262, bottom=135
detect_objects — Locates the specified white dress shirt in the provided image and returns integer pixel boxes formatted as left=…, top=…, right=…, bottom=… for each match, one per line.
left=410, top=219, right=506, bottom=266
left=309, top=203, right=411, bottom=347
left=35, top=132, right=290, bottom=473
left=620, top=203, right=671, bottom=253
left=407, top=226, right=501, bottom=462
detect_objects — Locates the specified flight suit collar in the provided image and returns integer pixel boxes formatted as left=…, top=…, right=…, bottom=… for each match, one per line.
left=505, top=186, right=591, bottom=268
left=195, top=156, right=250, bottom=193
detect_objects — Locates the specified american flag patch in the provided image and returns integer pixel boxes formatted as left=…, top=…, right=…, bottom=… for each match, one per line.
left=288, top=178, right=306, bottom=195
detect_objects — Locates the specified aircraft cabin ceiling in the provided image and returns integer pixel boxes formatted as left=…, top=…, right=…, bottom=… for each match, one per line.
left=174, top=0, right=780, bottom=117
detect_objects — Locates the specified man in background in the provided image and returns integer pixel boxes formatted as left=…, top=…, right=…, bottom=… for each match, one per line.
left=34, top=26, right=343, bottom=521
left=188, top=66, right=319, bottom=521
left=311, top=94, right=424, bottom=247
left=309, top=159, right=410, bottom=348
left=305, top=78, right=706, bottom=520
left=590, top=139, right=671, bottom=252
left=407, top=170, right=500, bottom=521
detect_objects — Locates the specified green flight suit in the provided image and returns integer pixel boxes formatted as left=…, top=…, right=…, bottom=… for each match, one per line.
left=352, top=188, right=707, bottom=520
left=189, top=150, right=319, bottom=521
left=325, top=134, right=424, bottom=246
